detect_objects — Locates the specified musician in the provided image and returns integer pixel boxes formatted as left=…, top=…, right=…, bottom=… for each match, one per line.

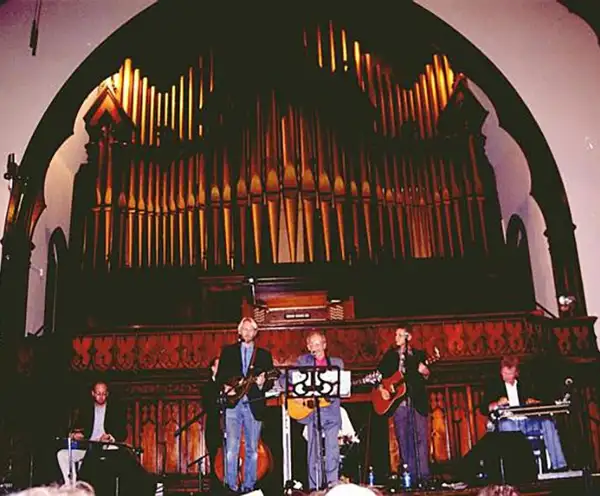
left=57, top=381, right=155, bottom=495
left=482, top=356, right=567, bottom=472
left=201, top=356, right=222, bottom=480
left=216, top=317, right=274, bottom=493
left=56, top=381, right=125, bottom=484
left=295, top=331, right=344, bottom=491
left=376, top=325, right=431, bottom=485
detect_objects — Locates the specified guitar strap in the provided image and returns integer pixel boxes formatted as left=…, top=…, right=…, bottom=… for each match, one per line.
left=247, top=345, right=258, bottom=376
left=398, top=347, right=406, bottom=374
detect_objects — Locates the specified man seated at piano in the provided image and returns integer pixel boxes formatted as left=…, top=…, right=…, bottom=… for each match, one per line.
left=481, top=356, right=568, bottom=472
left=57, top=380, right=156, bottom=495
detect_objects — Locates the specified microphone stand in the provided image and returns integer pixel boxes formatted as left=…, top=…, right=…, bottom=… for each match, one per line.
left=218, top=391, right=229, bottom=493
left=173, top=407, right=207, bottom=492
left=312, top=357, right=328, bottom=491
left=173, top=409, right=205, bottom=438
left=404, top=343, right=424, bottom=488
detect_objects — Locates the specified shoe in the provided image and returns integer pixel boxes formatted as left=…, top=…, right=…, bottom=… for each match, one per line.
left=550, top=466, right=568, bottom=473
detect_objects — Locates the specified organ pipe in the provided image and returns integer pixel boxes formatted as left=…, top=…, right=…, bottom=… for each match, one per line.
left=76, top=23, right=501, bottom=272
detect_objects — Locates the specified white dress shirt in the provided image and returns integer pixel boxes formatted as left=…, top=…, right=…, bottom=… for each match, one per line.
left=90, top=404, right=107, bottom=441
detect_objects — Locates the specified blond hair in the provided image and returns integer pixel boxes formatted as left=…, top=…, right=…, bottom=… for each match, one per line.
left=305, top=330, right=326, bottom=343
left=237, top=317, right=258, bottom=333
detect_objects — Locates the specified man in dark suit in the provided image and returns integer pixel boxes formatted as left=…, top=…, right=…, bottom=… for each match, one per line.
left=482, top=356, right=567, bottom=472
left=216, top=317, right=274, bottom=493
left=56, top=381, right=155, bottom=495
left=376, top=325, right=431, bottom=485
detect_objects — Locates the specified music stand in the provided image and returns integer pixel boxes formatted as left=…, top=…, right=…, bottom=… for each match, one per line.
left=283, top=365, right=346, bottom=490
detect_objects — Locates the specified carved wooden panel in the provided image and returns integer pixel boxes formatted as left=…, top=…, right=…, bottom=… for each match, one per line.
left=70, top=314, right=598, bottom=373
left=120, top=391, right=206, bottom=475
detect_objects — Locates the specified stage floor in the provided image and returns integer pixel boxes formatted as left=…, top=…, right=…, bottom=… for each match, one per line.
left=164, top=470, right=599, bottom=495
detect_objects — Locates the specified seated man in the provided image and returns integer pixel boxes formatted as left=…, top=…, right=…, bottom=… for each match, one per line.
left=57, top=380, right=156, bottom=495
left=482, top=356, right=567, bottom=472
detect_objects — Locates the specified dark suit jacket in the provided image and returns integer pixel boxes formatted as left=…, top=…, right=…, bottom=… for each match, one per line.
left=72, top=400, right=127, bottom=442
left=377, top=346, right=429, bottom=415
left=480, top=378, right=536, bottom=416
left=216, top=342, right=274, bottom=421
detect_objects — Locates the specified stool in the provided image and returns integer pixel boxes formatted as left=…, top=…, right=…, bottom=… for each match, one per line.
left=526, top=434, right=549, bottom=475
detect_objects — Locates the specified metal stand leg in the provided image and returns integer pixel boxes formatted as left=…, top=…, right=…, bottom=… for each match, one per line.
left=67, top=437, right=75, bottom=486
left=282, top=400, right=292, bottom=486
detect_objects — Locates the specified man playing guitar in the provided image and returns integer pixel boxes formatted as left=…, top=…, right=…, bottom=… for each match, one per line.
left=216, top=317, right=274, bottom=493
left=376, top=325, right=432, bottom=486
left=294, top=331, right=344, bottom=491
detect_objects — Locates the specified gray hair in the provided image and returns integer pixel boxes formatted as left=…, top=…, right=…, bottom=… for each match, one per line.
left=13, top=482, right=95, bottom=495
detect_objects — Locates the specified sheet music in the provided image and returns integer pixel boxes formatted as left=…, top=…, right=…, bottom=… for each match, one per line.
left=290, top=369, right=351, bottom=397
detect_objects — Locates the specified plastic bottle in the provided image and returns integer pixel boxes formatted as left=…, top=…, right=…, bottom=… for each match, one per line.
left=402, top=463, right=412, bottom=489
left=367, top=465, right=375, bottom=486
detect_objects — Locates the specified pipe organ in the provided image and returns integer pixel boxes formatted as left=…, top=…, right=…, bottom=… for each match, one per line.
left=72, top=21, right=503, bottom=271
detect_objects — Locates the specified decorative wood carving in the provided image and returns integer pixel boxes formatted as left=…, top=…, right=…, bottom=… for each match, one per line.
left=69, top=314, right=598, bottom=373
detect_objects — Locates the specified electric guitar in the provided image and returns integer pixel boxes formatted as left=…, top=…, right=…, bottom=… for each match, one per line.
left=287, top=371, right=381, bottom=420
left=371, top=347, right=441, bottom=416
left=224, top=368, right=281, bottom=406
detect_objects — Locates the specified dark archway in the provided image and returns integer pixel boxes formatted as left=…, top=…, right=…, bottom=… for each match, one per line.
left=506, top=214, right=536, bottom=311
left=3, top=1, right=586, bottom=319
left=44, top=227, right=68, bottom=335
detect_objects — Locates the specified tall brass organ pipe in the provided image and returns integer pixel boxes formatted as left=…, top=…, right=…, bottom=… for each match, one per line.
left=76, top=22, right=498, bottom=271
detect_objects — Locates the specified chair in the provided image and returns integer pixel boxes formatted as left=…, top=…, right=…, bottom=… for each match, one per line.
left=525, top=434, right=549, bottom=475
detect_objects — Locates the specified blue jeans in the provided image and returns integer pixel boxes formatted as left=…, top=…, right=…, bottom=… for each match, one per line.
left=497, top=418, right=567, bottom=470
left=225, top=399, right=262, bottom=491
left=393, top=401, right=430, bottom=483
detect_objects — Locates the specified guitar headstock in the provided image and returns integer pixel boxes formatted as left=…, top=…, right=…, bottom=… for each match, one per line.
left=426, top=347, right=441, bottom=365
left=360, top=371, right=382, bottom=386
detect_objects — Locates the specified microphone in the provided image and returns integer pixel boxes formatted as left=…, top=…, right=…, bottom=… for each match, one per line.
left=560, top=377, right=574, bottom=403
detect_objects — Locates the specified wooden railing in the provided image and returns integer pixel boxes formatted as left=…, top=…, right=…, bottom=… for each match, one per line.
left=68, top=312, right=598, bottom=374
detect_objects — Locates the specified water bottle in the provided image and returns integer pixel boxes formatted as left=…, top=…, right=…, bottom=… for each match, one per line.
left=367, top=465, right=375, bottom=486
left=402, top=463, right=412, bottom=489
left=475, top=459, right=488, bottom=483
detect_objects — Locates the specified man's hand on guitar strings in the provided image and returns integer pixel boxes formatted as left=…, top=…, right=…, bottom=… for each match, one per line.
left=378, top=385, right=391, bottom=401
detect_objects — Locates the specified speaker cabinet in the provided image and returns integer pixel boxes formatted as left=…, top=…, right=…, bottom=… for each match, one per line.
left=460, top=431, right=537, bottom=485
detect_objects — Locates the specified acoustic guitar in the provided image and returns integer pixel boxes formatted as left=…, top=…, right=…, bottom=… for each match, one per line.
left=287, top=371, right=381, bottom=420
left=371, top=347, right=440, bottom=416
left=224, top=368, right=281, bottom=406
